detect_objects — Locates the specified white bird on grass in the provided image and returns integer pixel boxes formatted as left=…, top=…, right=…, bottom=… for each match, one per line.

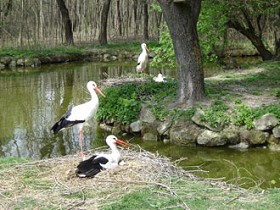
left=51, top=81, right=105, bottom=160
left=136, top=43, right=149, bottom=73
left=75, top=135, right=129, bottom=178
left=153, top=72, right=167, bottom=82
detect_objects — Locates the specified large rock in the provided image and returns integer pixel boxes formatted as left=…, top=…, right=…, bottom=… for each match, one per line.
left=222, top=127, right=240, bottom=145
left=140, top=105, right=156, bottom=124
left=170, top=119, right=201, bottom=146
left=272, top=125, right=280, bottom=138
left=143, top=133, right=158, bottom=141
left=157, top=117, right=173, bottom=135
left=130, top=120, right=142, bottom=132
left=192, top=109, right=223, bottom=132
left=197, top=130, right=228, bottom=146
left=239, top=127, right=268, bottom=145
left=253, top=113, right=279, bottom=131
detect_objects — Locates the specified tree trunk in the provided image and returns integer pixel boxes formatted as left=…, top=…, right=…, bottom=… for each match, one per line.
left=99, top=0, right=111, bottom=45
left=56, top=0, right=74, bottom=45
left=143, top=0, right=149, bottom=41
left=156, top=0, right=205, bottom=105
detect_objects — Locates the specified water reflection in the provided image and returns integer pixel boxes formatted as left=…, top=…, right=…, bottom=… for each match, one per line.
left=0, top=62, right=137, bottom=159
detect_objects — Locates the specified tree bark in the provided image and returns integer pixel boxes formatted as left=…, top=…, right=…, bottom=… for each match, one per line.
left=99, top=0, right=111, bottom=45
left=156, top=0, right=205, bottom=105
left=56, top=0, right=74, bottom=45
left=143, top=0, right=149, bottom=41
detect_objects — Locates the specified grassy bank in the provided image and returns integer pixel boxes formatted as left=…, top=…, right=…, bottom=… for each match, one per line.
left=1, top=148, right=280, bottom=210
left=0, top=42, right=159, bottom=59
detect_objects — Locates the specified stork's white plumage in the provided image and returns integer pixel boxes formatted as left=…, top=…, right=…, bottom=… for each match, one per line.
left=153, top=72, right=167, bottom=83
left=136, top=43, right=149, bottom=73
left=51, top=81, right=105, bottom=160
left=75, top=135, right=129, bottom=178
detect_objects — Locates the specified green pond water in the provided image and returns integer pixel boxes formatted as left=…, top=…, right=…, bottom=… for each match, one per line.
left=0, top=60, right=279, bottom=189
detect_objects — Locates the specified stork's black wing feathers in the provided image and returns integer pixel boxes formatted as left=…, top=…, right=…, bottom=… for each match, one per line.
left=75, top=155, right=109, bottom=178
left=51, top=107, right=85, bottom=134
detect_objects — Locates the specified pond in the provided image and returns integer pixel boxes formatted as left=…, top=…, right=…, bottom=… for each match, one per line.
left=0, top=59, right=278, bottom=189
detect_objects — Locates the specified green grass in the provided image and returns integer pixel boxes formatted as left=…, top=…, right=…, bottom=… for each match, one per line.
left=102, top=178, right=280, bottom=210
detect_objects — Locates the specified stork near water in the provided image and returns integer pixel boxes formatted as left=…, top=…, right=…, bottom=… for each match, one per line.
left=136, top=43, right=149, bottom=73
left=51, top=81, right=105, bottom=160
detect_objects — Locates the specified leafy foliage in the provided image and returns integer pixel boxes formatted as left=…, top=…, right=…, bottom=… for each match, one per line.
left=97, top=83, right=140, bottom=124
left=200, top=100, right=231, bottom=128
left=151, top=0, right=228, bottom=67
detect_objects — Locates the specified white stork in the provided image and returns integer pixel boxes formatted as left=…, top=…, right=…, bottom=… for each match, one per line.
left=153, top=72, right=167, bottom=82
left=75, top=135, right=129, bottom=178
left=51, top=81, right=105, bottom=160
left=136, top=43, right=149, bottom=73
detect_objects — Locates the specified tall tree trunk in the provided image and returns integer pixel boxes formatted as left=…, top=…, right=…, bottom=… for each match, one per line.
left=116, top=0, right=122, bottom=36
left=157, top=0, right=205, bottom=105
left=143, top=0, right=149, bottom=41
left=56, top=0, right=74, bottom=45
left=99, top=0, right=111, bottom=45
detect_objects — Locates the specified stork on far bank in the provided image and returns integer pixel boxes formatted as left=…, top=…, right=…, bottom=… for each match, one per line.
left=51, top=81, right=105, bottom=160
left=75, top=135, right=129, bottom=178
left=136, top=43, right=149, bottom=73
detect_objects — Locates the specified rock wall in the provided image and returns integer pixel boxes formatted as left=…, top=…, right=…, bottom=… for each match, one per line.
left=100, top=105, right=280, bottom=150
left=0, top=49, right=140, bottom=70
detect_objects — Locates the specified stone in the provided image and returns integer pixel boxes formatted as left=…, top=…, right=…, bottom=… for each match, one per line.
left=222, top=128, right=240, bottom=145
left=197, top=130, right=228, bottom=146
left=0, top=56, right=12, bottom=66
left=143, top=133, right=157, bottom=141
left=192, top=109, right=223, bottom=132
left=157, top=118, right=172, bottom=135
left=140, top=105, right=156, bottom=124
left=272, top=125, right=280, bottom=138
left=250, top=130, right=268, bottom=145
left=130, top=120, right=142, bottom=132
left=268, top=144, right=280, bottom=151
left=17, top=58, right=25, bottom=66
left=228, top=142, right=249, bottom=149
left=32, top=58, right=41, bottom=67
left=103, top=54, right=111, bottom=62
left=253, top=113, right=279, bottom=131
left=9, top=60, right=17, bottom=67
left=170, top=124, right=199, bottom=146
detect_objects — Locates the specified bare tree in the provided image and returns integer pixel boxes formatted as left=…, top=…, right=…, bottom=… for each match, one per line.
left=99, top=0, right=111, bottom=45
left=56, top=0, right=74, bottom=45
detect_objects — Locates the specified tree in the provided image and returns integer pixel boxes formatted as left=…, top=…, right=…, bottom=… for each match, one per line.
left=143, top=0, right=149, bottom=40
left=221, top=0, right=280, bottom=60
left=156, top=0, right=205, bottom=105
left=56, top=0, right=74, bottom=45
left=99, top=0, right=111, bottom=45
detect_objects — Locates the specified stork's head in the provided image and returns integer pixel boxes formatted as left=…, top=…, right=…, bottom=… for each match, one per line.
left=106, top=135, right=129, bottom=147
left=141, top=43, right=149, bottom=52
left=87, top=81, right=106, bottom=97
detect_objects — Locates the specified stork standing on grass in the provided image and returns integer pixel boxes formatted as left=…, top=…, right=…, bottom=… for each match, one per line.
left=51, top=81, right=105, bottom=160
left=75, top=135, right=129, bottom=178
left=136, top=43, right=149, bottom=73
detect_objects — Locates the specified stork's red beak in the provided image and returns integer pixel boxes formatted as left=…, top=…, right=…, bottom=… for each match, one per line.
left=95, top=86, right=106, bottom=97
left=116, top=139, right=129, bottom=147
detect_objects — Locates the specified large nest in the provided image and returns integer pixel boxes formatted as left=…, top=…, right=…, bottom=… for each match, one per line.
left=0, top=146, right=197, bottom=209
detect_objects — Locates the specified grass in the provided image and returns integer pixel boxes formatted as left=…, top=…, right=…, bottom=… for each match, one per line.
left=0, top=41, right=158, bottom=59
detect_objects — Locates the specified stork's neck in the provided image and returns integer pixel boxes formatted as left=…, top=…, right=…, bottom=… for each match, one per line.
left=109, top=143, right=121, bottom=160
left=142, top=45, right=146, bottom=53
left=88, top=88, right=98, bottom=102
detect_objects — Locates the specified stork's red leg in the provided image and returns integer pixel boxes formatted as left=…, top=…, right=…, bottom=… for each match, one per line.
left=78, top=129, right=85, bottom=160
